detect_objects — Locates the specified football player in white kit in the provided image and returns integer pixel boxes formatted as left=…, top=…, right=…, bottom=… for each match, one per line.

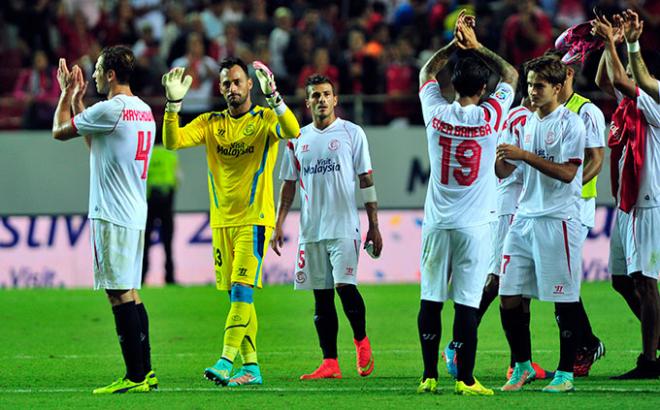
left=543, top=48, right=607, bottom=376
left=496, top=56, right=586, bottom=393
left=272, top=74, right=382, bottom=380
left=416, top=12, right=517, bottom=396
left=52, top=46, right=157, bottom=394
left=593, top=10, right=660, bottom=379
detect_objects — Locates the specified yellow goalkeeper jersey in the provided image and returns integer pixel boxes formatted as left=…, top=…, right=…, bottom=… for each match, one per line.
left=163, top=104, right=300, bottom=228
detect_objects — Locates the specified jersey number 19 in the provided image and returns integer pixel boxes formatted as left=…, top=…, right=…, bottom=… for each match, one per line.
left=438, top=137, right=481, bottom=186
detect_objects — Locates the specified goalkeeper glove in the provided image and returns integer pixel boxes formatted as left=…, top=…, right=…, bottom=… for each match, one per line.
left=162, top=67, right=193, bottom=113
left=252, top=61, right=285, bottom=113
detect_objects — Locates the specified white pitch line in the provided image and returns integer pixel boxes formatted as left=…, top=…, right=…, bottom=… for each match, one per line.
left=1, top=386, right=659, bottom=394
left=3, top=349, right=643, bottom=360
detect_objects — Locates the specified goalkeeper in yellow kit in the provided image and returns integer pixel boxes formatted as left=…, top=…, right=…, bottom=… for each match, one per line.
left=162, top=57, right=300, bottom=387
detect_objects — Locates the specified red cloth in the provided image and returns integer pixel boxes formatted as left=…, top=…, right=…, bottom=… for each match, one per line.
left=607, top=93, right=648, bottom=213
left=502, top=10, right=553, bottom=66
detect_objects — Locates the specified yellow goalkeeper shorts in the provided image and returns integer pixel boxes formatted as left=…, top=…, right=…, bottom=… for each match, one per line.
left=212, top=225, right=272, bottom=291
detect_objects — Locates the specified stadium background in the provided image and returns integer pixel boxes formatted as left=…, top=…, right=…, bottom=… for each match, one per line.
left=2, top=0, right=655, bottom=288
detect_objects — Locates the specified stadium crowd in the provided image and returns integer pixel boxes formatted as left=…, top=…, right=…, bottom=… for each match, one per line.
left=0, top=0, right=658, bottom=128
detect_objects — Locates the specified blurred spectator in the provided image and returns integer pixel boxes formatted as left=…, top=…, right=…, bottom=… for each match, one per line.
left=241, top=0, right=273, bottom=45
left=284, top=31, right=315, bottom=84
left=384, top=38, right=418, bottom=125
left=364, top=23, right=389, bottom=61
left=341, top=29, right=379, bottom=95
left=62, top=0, right=101, bottom=29
left=13, top=50, right=58, bottom=129
left=56, top=7, right=95, bottom=65
left=216, top=22, right=249, bottom=62
left=297, top=7, right=335, bottom=47
left=168, top=12, right=219, bottom=66
left=222, top=0, right=245, bottom=24
left=269, top=7, right=294, bottom=82
left=171, top=32, right=220, bottom=122
left=501, top=0, right=554, bottom=67
left=160, top=3, right=186, bottom=63
left=201, top=0, right=225, bottom=40
left=96, top=0, right=139, bottom=47
left=131, top=0, right=165, bottom=40
left=296, top=47, right=340, bottom=97
left=133, top=25, right=167, bottom=95
left=554, top=0, right=587, bottom=30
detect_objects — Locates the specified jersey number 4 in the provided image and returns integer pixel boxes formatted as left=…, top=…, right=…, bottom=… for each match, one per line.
left=438, top=137, right=481, bottom=186
left=136, top=131, right=152, bottom=180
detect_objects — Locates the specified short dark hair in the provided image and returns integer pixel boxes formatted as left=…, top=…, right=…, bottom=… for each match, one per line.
left=451, top=56, right=491, bottom=97
left=219, top=56, right=249, bottom=76
left=100, top=45, right=135, bottom=84
left=305, top=74, right=336, bottom=97
left=543, top=48, right=580, bottom=72
left=524, top=55, right=567, bottom=85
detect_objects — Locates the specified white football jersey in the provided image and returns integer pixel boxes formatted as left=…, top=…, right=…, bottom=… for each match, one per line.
left=497, top=105, right=530, bottom=216
left=516, top=105, right=585, bottom=219
left=419, top=80, right=515, bottom=228
left=73, top=95, right=156, bottom=229
left=635, top=82, right=660, bottom=208
left=279, top=117, right=372, bottom=243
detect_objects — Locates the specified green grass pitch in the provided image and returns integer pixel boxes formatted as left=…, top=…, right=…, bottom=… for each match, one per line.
left=1, top=282, right=658, bottom=409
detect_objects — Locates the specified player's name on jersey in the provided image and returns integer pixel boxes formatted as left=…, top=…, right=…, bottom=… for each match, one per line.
left=302, top=158, right=341, bottom=175
left=121, top=109, right=154, bottom=122
left=431, top=118, right=492, bottom=137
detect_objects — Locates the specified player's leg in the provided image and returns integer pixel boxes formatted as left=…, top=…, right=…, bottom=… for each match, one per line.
left=417, top=227, right=450, bottom=393
left=294, top=241, right=342, bottom=379
left=331, top=239, right=373, bottom=377
left=131, top=289, right=157, bottom=390
left=610, top=209, right=642, bottom=319
left=449, top=225, right=494, bottom=396
left=613, top=207, right=660, bottom=379
left=536, top=218, right=583, bottom=393
left=91, top=219, right=149, bottom=394
left=500, top=218, right=537, bottom=391
left=213, top=225, right=270, bottom=386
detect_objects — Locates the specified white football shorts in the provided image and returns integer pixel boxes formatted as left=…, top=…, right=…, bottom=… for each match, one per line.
left=609, top=208, right=641, bottom=276
left=499, top=217, right=583, bottom=302
left=420, top=223, right=493, bottom=308
left=294, top=239, right=360, bottom=290
left=90, top=219, right=145, bottom=290
left=489, top=215, right=514, bottom=276
left=632, top=207, right=660, bottom=279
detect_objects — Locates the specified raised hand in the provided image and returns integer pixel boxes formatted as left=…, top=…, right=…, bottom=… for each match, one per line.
left=621, top=9, right=644, bottom=43
left=591, top=14, right=622, bottom=44
left=252, top=61, right=277, bottom=96
left=57, top=58, right=74, bottom=92
left=162, top=67, right=193, bottom=112
left=71, top=65, right=88, bottom=104
left=455, top=10, right=480, bottom=50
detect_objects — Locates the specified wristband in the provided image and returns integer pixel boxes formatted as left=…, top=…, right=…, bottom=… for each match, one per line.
left=361, top=185, right=377, bottom=203
left=627, top=41, right=640, bottom=53
left=165, top=101, right=182, bottom=113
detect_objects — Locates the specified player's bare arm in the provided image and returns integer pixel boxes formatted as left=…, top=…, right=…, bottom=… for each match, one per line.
left=592, top=14, right=625, bottom=96
left=52, top=59, right=83, bottom=141
left=498, top=144, right=579, bottom=183
left=455, top=12, right=518, bottom=87
left=359, top=172, right=382, bottom=257
left=583, top=147, right=604, bottom=185
left=419, top=39, right=457, bottom=86
left=623, top=9, right=659, bottom=102
left=271, top=180, right=296, bottom=256
left=592, top=14, right=636, bottom=98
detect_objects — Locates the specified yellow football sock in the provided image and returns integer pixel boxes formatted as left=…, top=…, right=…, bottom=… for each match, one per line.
left=240, top=304, right=258, bottom=364
left=222, top=301, right=251, bottom=362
